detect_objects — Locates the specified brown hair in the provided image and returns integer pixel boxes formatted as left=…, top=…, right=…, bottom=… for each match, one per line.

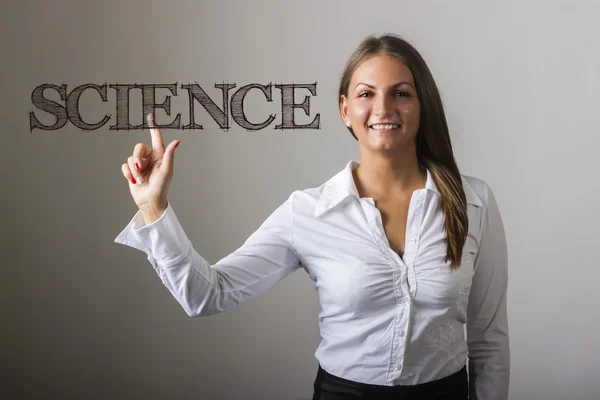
left=338, top=34, right=468, bottom=270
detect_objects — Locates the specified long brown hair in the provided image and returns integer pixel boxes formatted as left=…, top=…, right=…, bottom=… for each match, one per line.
left=338, top=34, right=468, bottom=270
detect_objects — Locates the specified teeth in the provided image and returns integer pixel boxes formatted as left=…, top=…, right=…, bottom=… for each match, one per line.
left=371, top=124, right=399, bottom=130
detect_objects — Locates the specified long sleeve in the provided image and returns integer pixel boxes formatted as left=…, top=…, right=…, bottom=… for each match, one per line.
left=114, top=194, right=302, bottom=316
left=466, top=183, right=510, bottom=400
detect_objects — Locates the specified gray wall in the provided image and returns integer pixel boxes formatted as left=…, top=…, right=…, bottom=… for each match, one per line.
left=4, top=0, right=600, bottom=399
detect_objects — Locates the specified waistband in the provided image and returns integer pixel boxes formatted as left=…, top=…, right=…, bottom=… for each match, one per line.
left=315, top=364, right=468, bottom=396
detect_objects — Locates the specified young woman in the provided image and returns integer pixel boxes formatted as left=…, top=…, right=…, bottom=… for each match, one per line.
left=116, top=34, right=509, bottom=400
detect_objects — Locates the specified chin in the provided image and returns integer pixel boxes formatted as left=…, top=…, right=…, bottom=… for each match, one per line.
left=365, top=141, right=397, bottom=153
left=367, top=135, right=399, bottom=149
left=363, top=137, right=416, bottom=155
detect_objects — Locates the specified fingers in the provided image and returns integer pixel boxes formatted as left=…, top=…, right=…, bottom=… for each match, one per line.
left=131, top=142, right=152, bottom=174
left=121, top=114, right=178, bottom=187
left=127, top=156, right=144, bottom=185
left=147, top=113, right=164, bottom=150
left=121, top=162, right=137, bottom=185
left=161, top=139, right=181, bottom=174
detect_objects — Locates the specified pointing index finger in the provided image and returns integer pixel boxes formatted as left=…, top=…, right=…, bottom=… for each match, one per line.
left=147, top=113, right=164, bottom=150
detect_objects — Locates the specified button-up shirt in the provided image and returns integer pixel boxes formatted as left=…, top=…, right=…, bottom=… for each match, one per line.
left=115, top=161, right=510, bottom=399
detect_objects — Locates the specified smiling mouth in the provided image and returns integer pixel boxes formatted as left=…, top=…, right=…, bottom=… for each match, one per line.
left=369, top=123, right=401, bottom=130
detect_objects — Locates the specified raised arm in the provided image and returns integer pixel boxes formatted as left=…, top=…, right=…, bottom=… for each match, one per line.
left=115, top=196, right=301, bottom=316
left=115, top=113, right=302, bottom=316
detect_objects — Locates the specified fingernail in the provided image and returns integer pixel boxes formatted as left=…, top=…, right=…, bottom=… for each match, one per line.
left=130, top=178, right=137, bottom=184
left=137, top=176, right=144, bottom=185
left=175, top=141, right=180, bottom=149
left=135, top=162, right=140, bottom=171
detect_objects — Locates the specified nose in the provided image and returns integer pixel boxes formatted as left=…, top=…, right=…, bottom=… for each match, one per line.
left=373, top=94, right=393, bottom=117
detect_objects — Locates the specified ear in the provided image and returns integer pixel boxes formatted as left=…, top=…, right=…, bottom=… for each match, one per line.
left=340, top=94, right=351, bottom=127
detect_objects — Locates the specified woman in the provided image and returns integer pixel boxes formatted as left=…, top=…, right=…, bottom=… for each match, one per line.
left=116, top=34, right=509, bottom=400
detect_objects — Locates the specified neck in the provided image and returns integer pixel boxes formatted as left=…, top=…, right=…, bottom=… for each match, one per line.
left=353, top=146, right=426, bottom=199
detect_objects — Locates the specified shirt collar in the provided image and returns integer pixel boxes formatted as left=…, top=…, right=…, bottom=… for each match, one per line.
left=315, top=161, right=482, bottom=218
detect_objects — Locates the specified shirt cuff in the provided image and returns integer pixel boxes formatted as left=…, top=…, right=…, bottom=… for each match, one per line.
left=114, top=203, right=192, bottom=266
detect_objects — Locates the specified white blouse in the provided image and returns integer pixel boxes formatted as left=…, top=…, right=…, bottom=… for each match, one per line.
left=115, top=161, right=509, bottom=400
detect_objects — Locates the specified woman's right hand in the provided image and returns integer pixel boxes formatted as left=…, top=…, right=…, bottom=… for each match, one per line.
left=121, top=113, right=181, bottom=224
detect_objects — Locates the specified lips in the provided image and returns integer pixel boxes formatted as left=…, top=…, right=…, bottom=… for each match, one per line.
left=369, top=123, right=401, bottom=130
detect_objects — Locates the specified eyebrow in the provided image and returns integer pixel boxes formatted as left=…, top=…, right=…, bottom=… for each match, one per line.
left=354, top=82, right=413, bottom=90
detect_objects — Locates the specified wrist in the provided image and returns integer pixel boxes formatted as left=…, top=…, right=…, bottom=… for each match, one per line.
left=139, top=201, right=167, bottom=225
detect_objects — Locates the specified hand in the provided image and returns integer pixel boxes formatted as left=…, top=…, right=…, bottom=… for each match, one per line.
left=121, top=113, right=180, bottom=224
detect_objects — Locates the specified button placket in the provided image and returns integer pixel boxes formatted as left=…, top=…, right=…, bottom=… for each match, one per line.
left=363, top=198, right=412, bottom=379
left=394, top=355, right=404, bottom=371
left=394, top=193, right=423, bottom=377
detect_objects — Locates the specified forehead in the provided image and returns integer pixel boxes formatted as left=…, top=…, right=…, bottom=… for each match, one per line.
left=350, top=54, right=415, bottom=86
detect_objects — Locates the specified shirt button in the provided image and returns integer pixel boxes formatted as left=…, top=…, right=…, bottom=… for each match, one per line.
left=411, top=238, right=417, bottom=244
left=399, top=331, right=406, bottom=337
left=401, top=298, right=408, bottom=304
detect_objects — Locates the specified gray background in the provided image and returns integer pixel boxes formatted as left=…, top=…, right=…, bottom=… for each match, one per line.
left=3, top=0, right=600, bottom=399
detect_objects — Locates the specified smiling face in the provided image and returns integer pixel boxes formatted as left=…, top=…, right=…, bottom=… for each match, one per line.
left=340, top=54, right=421, bottom=154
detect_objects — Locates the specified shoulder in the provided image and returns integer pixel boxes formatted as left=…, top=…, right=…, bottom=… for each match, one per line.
left=287, top=182, right=328, bottom=217
left=286, top=163, right=349, bottom=219
left=461, top=173, right=497, bottom=208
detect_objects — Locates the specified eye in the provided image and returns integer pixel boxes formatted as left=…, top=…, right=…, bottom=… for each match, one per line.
left=358, top=91, right=372, bottom=98
left=396, top=91, right=410, bottom=97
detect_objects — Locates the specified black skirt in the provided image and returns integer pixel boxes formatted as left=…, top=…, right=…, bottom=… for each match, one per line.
left=312, top=364, right=469, bottom=400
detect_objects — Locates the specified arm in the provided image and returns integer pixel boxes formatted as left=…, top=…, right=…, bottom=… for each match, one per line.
left=466, top=183, right=510, bottom=400
left=114, top=194, right=302, bottom=316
